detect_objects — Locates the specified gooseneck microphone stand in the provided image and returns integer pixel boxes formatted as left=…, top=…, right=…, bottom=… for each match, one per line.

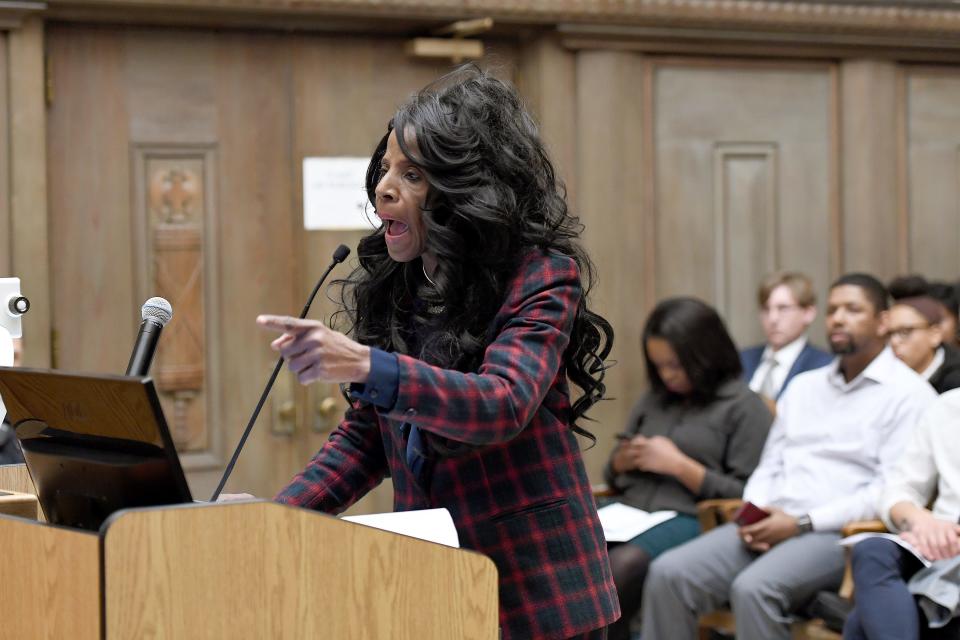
left=210, top=244, right=350, bottom=501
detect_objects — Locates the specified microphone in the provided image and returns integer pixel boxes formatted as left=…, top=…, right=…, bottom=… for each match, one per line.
left=210, top=244, right=351, bottom=501
left=126, top=297, right=173, bottom=376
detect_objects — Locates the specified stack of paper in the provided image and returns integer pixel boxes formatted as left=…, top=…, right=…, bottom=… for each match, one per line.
left=839, top=532, right=931, bottom=567
left=597, top=503, right=678, bottom=542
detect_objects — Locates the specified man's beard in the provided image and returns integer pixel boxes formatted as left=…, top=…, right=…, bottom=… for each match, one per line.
left=829, top=334, right=857, bottom=355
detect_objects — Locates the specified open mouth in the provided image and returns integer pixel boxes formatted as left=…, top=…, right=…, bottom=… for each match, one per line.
left=385, top=219, right=409, bottom=237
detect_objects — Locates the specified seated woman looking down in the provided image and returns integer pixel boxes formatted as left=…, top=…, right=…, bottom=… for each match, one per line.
left=602, top=297, right=773, bottom=640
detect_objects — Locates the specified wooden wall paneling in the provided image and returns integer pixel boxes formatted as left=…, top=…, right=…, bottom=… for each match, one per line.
left=896, top=66, right=909, bottom=275
left=125, top=31, right=218, bottom=145
left=211, top=31, right=296, bottom=500
left=574, top=49, right=647, bottom=478
left=712, top=142, right=779, bottom=342
left=840, top=59, right=900, bottom=280
left=9, top=16, right=49, bottom=366
left=518, top=33, right=577, bottom=207
left=830, top=64, right=843, bottom=280
left=903, top=66, right=960, bottom=280
left=47, top=25, right=134, bottom=372
left=652, top=59, right=834, bottom=349
left=47, top=26, right=299, bottom=500
left=0, top=32, right=8, bottom=276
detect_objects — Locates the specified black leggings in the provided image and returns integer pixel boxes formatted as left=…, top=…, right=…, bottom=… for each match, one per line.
left=565, top=625, right=609, bottom=640
left=606, top=543, right=652, bottom=640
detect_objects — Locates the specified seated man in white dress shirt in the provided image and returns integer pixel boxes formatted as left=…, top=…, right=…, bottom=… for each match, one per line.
left=741, top=271, right=833, bottom=403
left=641, top=273, right=938, bottom=640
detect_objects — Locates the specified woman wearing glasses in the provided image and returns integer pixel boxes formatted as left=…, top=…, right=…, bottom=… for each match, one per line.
left=886, top=296, right=960, bottom=394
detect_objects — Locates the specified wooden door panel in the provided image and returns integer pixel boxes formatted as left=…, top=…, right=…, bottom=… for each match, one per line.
left=48, top=26, right=135, bottom=374
left=906, top=68, right=960, bottom=279
left=653, top=61, right=835, bottom=348
left=47, top=25, right=296, bottom=499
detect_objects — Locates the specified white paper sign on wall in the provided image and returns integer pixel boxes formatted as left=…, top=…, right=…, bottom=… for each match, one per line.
left=303, top=157, right=381, bottom=230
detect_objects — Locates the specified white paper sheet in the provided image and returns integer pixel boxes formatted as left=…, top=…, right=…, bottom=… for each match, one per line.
left=597, top=502, right=678, bottom=542
left=840, top=532, right=932, bottom=568
left=341, top=507, right=460, bottom=548
left=302, top=157, right=381, bottom=230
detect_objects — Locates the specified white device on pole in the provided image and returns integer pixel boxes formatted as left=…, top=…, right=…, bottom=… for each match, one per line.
left=0, top=277, right=29, bottom=339
left=0, top=277, right=28, bottom=427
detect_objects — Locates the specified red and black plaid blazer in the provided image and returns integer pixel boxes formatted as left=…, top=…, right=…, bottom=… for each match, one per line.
left=275, top=250, right=620, bottom=639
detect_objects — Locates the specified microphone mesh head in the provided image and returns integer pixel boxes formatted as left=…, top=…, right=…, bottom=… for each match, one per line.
left=142, top=297, right=173, bottom=326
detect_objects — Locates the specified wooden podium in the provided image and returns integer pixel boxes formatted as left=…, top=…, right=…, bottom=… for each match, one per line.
left=0, top=464, right=499, bottom=639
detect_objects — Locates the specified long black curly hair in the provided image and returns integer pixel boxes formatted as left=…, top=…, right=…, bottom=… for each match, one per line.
left=333, top=65, right=613, bottom=447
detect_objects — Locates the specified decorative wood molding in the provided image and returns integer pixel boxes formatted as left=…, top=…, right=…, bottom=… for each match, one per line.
left=42, top=0, right=960, bottom=39
left=0, top=2, right=44, bottom=30
left=712, top=142, right=779, bottom=317
left=132, top=143, right=221, bottom=471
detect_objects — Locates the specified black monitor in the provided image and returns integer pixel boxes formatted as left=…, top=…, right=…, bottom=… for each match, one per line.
left=0, top=367, right=193, bottom=531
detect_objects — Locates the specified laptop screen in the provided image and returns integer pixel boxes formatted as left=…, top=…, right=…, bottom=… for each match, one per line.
left=0, top=367, right=192, bottom=531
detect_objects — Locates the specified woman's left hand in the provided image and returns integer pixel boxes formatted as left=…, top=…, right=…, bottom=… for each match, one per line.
left=257, top=315, right=371, bottom=385
left=899, top=514, right=960, bottom=561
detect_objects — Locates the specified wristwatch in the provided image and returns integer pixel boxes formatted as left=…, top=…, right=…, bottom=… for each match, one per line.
left=796, top=514, right=814, bottom=534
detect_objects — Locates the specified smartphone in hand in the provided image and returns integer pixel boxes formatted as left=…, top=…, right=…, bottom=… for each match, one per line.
left=733, top=501, right=771, bottom=526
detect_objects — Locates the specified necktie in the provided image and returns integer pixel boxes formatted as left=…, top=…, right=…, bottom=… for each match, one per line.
left=759, top=355, right=779, bottom=399
left=406, top=426, right=429, bottom=487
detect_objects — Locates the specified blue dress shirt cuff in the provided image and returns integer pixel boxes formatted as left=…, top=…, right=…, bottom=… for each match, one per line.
left=349, top=348, right=399, bottom=409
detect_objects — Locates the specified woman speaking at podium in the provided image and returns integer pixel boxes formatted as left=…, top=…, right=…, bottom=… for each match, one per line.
left=258, top=66, right=619, bottom=639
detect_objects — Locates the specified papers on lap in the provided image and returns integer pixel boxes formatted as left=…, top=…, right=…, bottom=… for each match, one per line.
left=597, top=502, right=678, bottom=542
left=840, top=532, right=932, bottom=568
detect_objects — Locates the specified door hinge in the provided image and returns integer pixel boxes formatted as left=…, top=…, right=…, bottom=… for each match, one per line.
left=50, top=328, right=58, bottom=369
left=44, top=53, right=53, bottom=107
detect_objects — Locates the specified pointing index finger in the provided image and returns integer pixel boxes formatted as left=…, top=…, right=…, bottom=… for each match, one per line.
left=257, top=315, right=323, bottom=333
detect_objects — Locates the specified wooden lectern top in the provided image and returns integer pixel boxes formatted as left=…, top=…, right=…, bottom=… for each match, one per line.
left=0, top=485, right=499, bottom=640
left=102, top=501, right=499, bottom=639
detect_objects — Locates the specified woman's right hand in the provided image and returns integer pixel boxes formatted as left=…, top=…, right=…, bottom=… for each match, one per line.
left=612, top=437, right=641, bottom=474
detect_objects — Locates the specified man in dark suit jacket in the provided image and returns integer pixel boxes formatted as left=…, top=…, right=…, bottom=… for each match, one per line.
left=741, top=272, right=833, bottom=402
